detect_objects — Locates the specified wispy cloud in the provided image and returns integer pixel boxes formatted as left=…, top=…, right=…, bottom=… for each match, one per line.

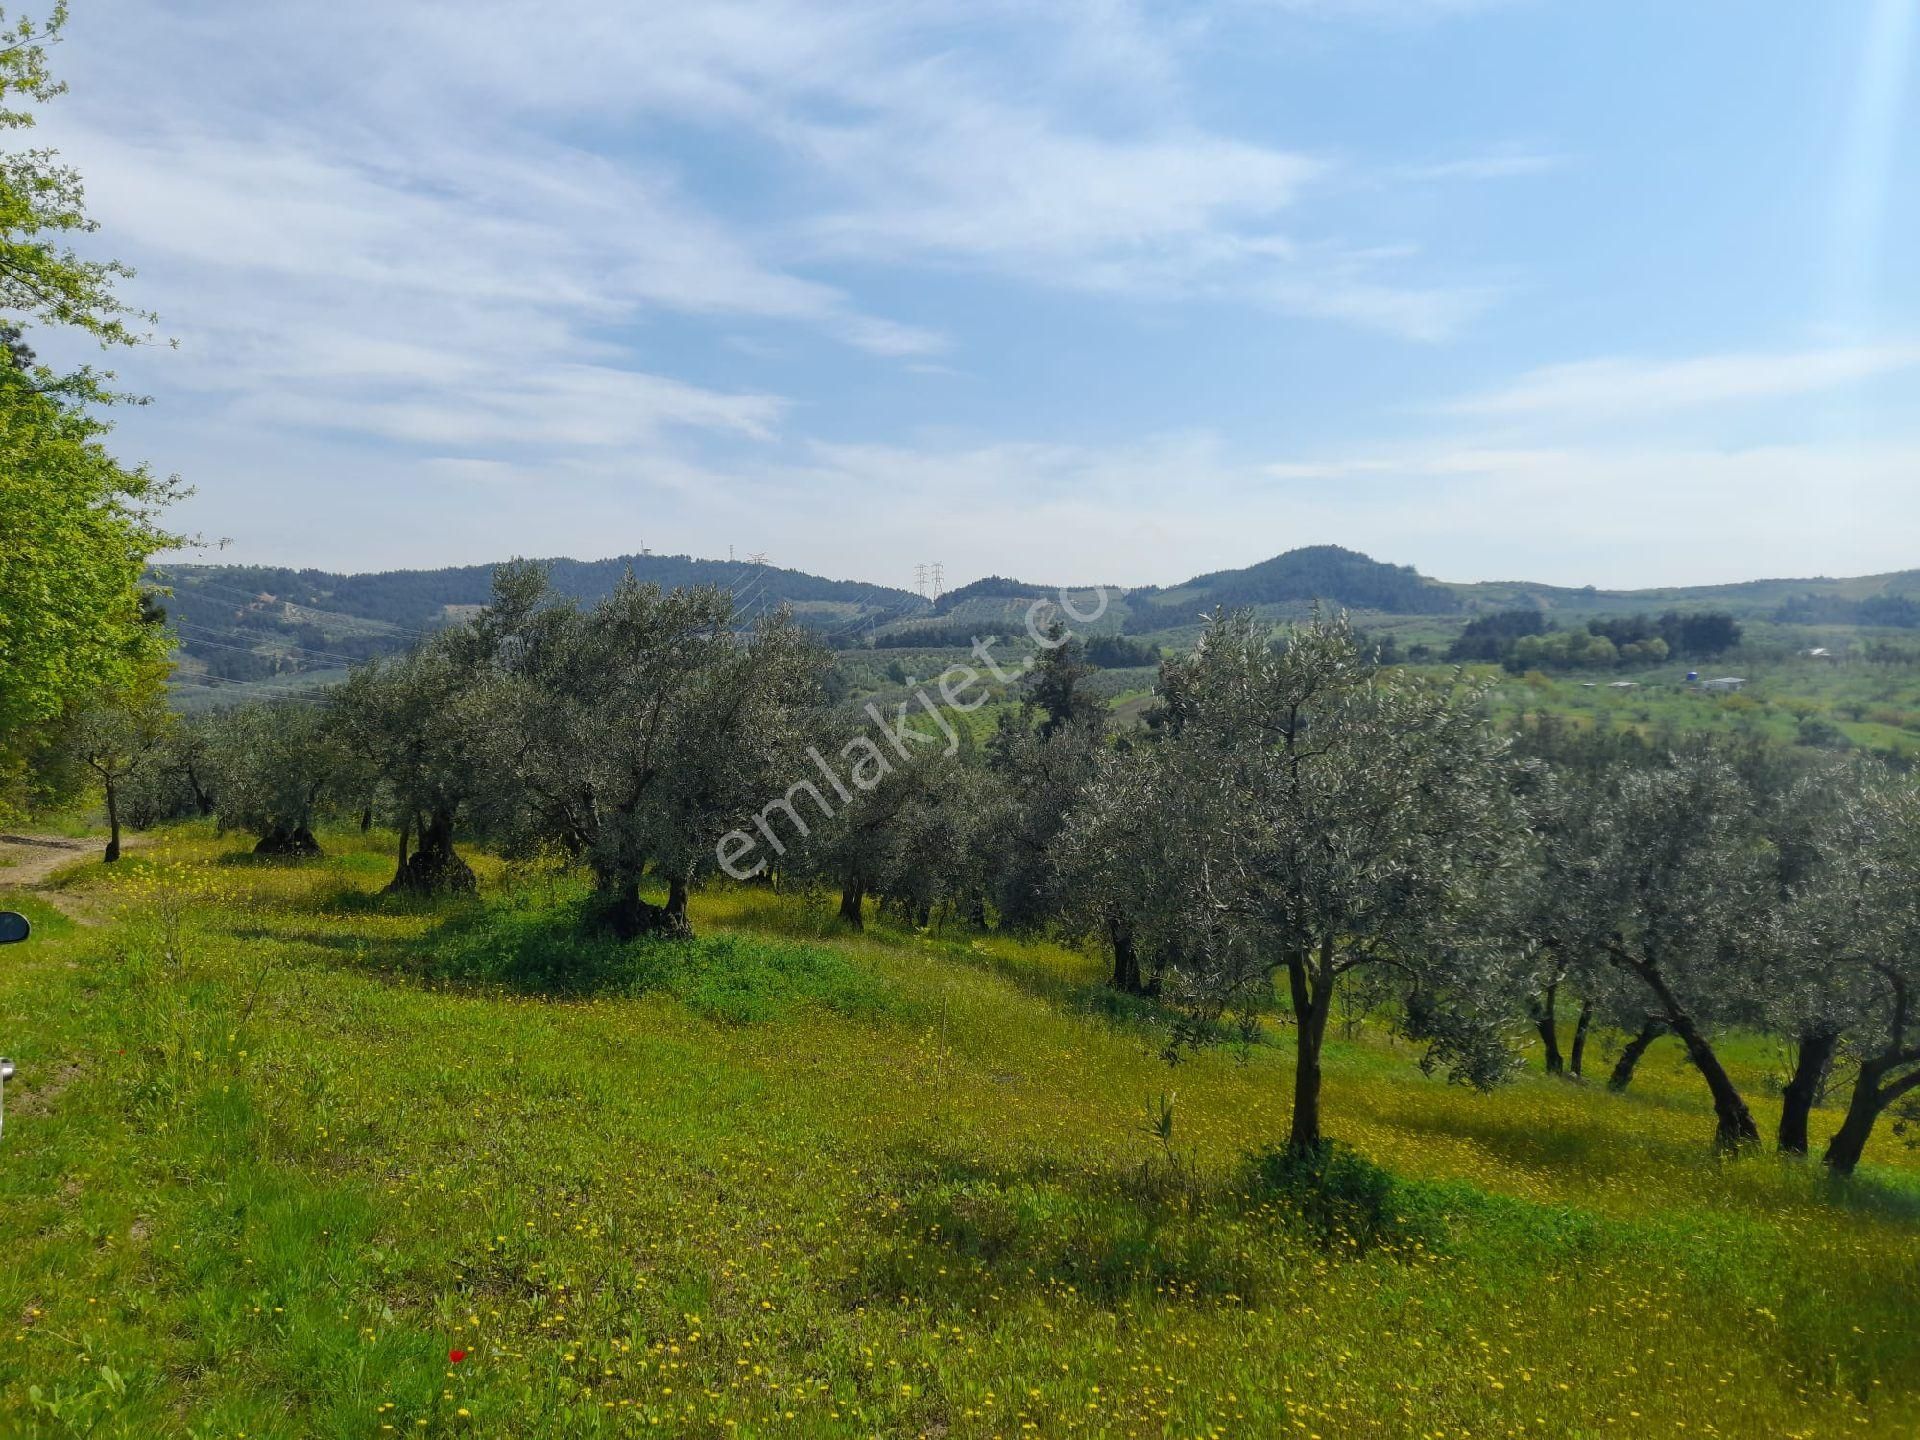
left=1439, top=343, right=1920, bottom=423
left=1397, top=147, right=1565, bottom=182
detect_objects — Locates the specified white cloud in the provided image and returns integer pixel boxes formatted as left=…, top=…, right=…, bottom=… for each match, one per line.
left=47, top=0, right=1647, bottom=587
left=1441, top=343, right=1920, bottom=423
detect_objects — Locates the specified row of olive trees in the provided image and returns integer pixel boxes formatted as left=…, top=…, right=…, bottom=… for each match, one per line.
left=113, top=580, right=1920, bottom=1176
left=1046, top=610, right=1920, bottom=1173
left=122, top=564, right=828, bottom=929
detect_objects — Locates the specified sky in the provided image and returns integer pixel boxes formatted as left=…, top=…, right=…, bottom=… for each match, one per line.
left=31, top=0, right=1920, bottom=592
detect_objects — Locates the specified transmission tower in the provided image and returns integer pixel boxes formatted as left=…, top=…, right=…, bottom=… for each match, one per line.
left=929, top=562, right=944, bottom=601
left=914, top=562, right=929, bottom=599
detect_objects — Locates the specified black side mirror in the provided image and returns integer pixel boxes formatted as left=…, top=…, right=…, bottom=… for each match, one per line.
left=0, top=912, right=27, bottom=945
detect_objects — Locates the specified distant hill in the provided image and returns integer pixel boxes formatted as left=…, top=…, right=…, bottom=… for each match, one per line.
left=1122, top=545, right=1461, bottom=631
left=152, top=544, right=1920, bottom=706
left=153, top=553, right=925, bottom=700
left=1445, top=568, right=1920, bottom=620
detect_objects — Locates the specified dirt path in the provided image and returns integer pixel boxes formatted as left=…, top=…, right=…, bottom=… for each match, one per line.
left=0, top=832, right=136, bottom=923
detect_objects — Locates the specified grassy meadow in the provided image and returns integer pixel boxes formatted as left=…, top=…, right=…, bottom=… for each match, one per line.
left=3, top=827, right=1919, bottom=1438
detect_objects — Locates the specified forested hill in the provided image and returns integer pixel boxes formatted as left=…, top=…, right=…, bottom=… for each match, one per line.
left=926, top=547, right=1462, bottom=634
left=156, top=553, right=922, bottom=630
left=153, top=544, right=1920, bottom=699
left=153, top=553, right=926, bottom=690
left=1121, top=545, right=1462, bottom=630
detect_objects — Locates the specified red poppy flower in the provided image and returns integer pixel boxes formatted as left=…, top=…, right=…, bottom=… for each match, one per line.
left=448, top=1348, right=468, bottom=1364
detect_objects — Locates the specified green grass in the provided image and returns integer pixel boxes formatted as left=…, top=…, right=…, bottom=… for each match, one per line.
left=1445, top=651, right=1920, bottom=760
left=3, top=827, right=1919, bottom=1437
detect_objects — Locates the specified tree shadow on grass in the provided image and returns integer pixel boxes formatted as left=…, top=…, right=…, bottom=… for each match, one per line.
left=1348, top=1088, right=1731, bottom=1193
left=310, top=881, right=482, bottom=922
left=213, top=850, right=325, bottom=869
left=836, top=1140, right=1448, bottom=1318
left=720, top=891, right=1190, bottom=1035
left=1815, top=1166, right=1920, bottom=1224
left=837, top=1146, right=1265, bottom=1315
left=228, top=923, right=409, bottom=966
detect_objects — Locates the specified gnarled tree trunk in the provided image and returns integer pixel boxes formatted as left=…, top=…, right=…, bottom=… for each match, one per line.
left=103, top=781, right=123, bottom=863
left=1569, top=1000, right=1594, bottom=1079
left=1108, top=920, right=1144, bottom=995
left=1825, top=1051, right=1920, bottom=1175
left=1609, top=1018, right=1666, bottom=1092
left=1532, top=983, right=1564, bottom=1076
left=386, top=808, right=476, bottom=896
left=1611, top=950, right=1758, bottom=1148
left=1778, top=1029, right=1838, bottom=1156
left=255, top=825, right=323, bottom=858
left=839, top=879, right=865, bottom=930
left=600, top=876, right=694, bottom=941
left=1667, top=1009, right=1760, bottom=1149
left=185, top=763, right=215, bottom=817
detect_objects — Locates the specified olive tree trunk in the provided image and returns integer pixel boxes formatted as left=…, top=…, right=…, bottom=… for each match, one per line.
left=1825, top=1051, right=1920, bottom=1175
left=601, top=874, right=694, bottom=940
left=1108, top=920, right=1144, bottom=995
left=839, top=879, right=865, bottom=930
left=1569, top=1000, right=1594, bottom=1079
left=1285, top=947, right=1334, bottom=1155
left=1608, top=1018, right=1666, bottom=1092
left=386, top=808, right=476, bottom=896
left=1777, top=1029, right=1838, bottom=1157
left=103, top=780, right=123, bottom=863
left=1532, top=983, right=1564, bottom=1076
left=1667, top=1009, right=1760, bottom=1149
left=255, top=825, right=323, bottom=858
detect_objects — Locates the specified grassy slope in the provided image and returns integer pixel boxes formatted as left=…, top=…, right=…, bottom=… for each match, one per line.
left=2, top=830, right=1919, bottom=1438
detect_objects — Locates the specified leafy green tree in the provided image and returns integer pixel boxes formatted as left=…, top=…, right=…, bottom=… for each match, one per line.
left=1132, top=609, right=1522, bottom=1153
left=1772, top=772, right=1920, bottom=1174
left=976, top=706, right=1103, bottom=932
left=1, top=5, right=153, bottom=350
left=143, top=710, right=220, bottom=821
left=1056, top=734, right=1202, bottom=997
left=0, top=5, right=177, bottom=810
left=60, top=683, right=167, bottom=860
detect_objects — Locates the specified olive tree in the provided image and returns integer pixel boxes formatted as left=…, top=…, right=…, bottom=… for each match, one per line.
left=1539, top=748, right=1771, bottom=1149
left=1807, top=775, right=1920, bottom=1175
left=1055, top=736, right=1203, bottom=997
left=975, top=711, right=1103, bottom=929
left=327, top=642, right=494, bottom=895
left=1509, top=761, right=1676, bottom=1085
left=1134, top=609, right=1523, bottom=1154
left=472, top=564, right=825, bottom=938
left=789, top=717, right=975, bottom=930
left=204, top=700, right=341, bottom=856
left=1758, top=762, right=1874, bottom=1154
left=153, top=710, right=220, bottom=820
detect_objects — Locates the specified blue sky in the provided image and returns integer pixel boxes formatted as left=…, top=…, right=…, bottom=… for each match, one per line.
left=38, top=0, right=1920, bottom=590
